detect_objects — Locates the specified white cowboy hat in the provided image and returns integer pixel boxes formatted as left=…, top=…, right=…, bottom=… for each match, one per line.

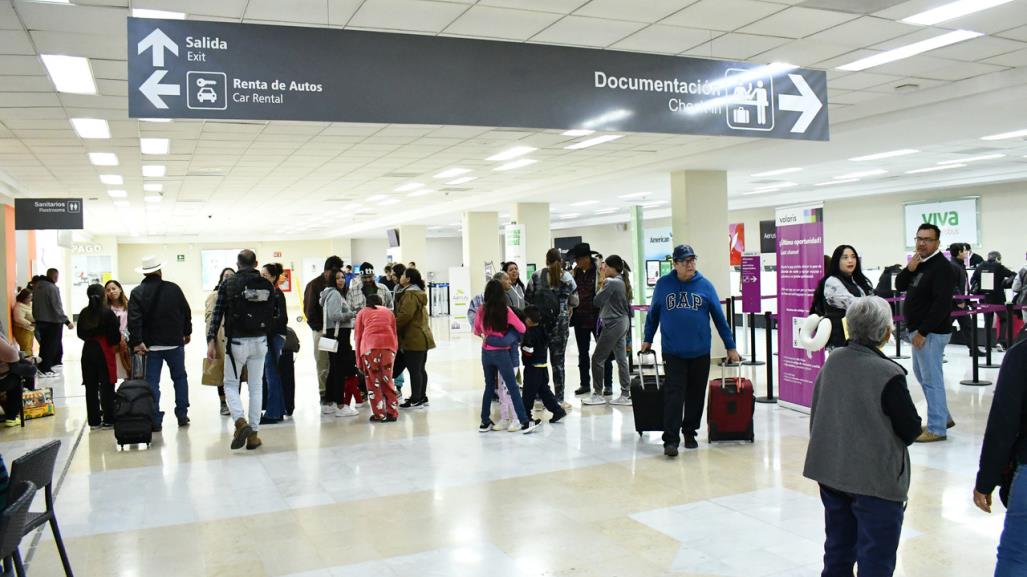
left=135, top=255, right=164, bottom=274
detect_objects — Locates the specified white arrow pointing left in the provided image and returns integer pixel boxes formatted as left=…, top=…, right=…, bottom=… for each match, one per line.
left=140, top=70, right=180, bottom=109
left=778, top=73, right=822, bottom=134
left=137, top=28, right=178, bottom=68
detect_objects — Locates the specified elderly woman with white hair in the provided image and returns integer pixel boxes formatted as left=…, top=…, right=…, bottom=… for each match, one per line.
left=803, top=296, right=922, bottom=577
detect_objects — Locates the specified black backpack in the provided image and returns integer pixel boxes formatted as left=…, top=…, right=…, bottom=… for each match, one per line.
left=226, top=270, right=275, bottom=338
left=531, top=270, right=562, bottom=331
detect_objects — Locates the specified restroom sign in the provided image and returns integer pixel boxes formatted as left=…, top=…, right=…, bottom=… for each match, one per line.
left=15, top=198, right=84, bottom=230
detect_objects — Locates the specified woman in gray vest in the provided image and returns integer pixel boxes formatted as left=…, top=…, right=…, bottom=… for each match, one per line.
left=804, top=296, right=922, bottom=576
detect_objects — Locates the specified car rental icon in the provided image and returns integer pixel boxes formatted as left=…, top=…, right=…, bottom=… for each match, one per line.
left=195, top=77, right=218, bottom=103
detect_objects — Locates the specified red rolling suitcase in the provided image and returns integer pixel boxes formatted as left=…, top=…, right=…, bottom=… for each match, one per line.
left=707, top=364, right=755, bottom=443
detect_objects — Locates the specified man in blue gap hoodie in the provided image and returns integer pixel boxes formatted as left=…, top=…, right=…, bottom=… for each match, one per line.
left=642, top=244, right=741, bottom=457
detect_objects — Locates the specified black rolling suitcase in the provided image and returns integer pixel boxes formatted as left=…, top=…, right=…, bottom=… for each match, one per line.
left=113, top=356, right=155, bottom=448
left=630, top=350, right=664, bottom=436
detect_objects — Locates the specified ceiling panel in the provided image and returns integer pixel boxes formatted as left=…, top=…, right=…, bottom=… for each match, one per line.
left=682, top=32, right=790, bottom=60
left=933, top=1, right=1027, bottom=35
left=15, top=2, right=125, bottom=35
left=914, top=61, right=1010, bottom=81
left=926, top=36, right=1027, bottom=62
left=0, top=2, right=20, bottom=30
left=662, top=0, right=786, bottom=32
left=443, top=5, right=561, bottom=41
left=30, top=30, right=125, bottom=60
left=805, top=16, right=919, bottom=47
left=754, top=39, right=857, bottom=66
left=0, top=29, right=33, bottom=54
left=348, top=0, right=468, bottom=33
left=0, top=75, right=52, bottom=92
left=738, top=6, right=859, bottom=38
left=529, top=15, right=646, bottom=48
left=131, top=0, right=248, bottom=19
left=982, top=47, right=1027, bottom=67
left=0, top=54, right=46, bottom=75
left=244, top=0, right=329, bottom=24
left=609, top=24, right=712, bottom=54
left=574, top=0, right=696, bottom=23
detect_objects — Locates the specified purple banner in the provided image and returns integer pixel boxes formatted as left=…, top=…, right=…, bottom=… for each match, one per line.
left=775, top=205, right=825, bottom=409
left=741, top=254, right=762, bottom=313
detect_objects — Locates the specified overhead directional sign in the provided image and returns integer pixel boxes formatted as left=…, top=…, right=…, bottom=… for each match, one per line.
left=15, top=198, right=83, bottom=230
left=127, top=18, right=829, bottom=141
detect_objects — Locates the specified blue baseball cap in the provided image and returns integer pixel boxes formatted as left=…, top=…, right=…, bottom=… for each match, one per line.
left=672, top=244, right=696, bottom=261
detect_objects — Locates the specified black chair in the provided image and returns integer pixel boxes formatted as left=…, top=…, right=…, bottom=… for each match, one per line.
left=0, top=482, right=36, bottom=577
left=9, top=441, right=73, bottom=576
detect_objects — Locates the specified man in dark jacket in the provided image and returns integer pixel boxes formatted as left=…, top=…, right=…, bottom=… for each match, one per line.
left=569, top=243, right=613, bottom=396
left=972, top=251, right=1016, bottom=349
left=304, top=256, right=343, bottom=399
left=974, top=339, right=1027, bottom=573
left=949, top=243, right=983, bottom=356
left=896, top=224, right=956, bottom=442
left=128, top=256, right=192, bottom=431
left=31, top=268, right=73, bottom=377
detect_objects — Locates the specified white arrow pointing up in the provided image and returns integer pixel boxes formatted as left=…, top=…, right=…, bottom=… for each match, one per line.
left=140, top=70, right=180, bottom=109
left=778, top=73, right=822, bottom=134
left=137, top=28, right=178, bottom=68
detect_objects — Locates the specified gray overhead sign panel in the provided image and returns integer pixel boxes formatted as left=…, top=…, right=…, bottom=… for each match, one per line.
left=127, top=17, right=829, bottom=141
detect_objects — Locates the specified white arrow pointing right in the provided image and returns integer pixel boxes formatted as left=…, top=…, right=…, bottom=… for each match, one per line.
left=778, top=73, right=822, bottom=134
left=137, top=28, right=179, bottom=68
left=140, top=70, right=180, bottom=109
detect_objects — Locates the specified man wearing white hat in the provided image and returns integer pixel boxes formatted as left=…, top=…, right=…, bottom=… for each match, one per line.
left=128, top=255, right=193, bottom=432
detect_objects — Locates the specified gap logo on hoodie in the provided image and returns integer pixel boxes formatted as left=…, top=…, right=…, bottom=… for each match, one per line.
left=666, top=291, right=704, bottom=311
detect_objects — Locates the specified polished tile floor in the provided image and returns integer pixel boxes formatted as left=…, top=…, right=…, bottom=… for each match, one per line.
left=1, top=318, right=1009, bottom=576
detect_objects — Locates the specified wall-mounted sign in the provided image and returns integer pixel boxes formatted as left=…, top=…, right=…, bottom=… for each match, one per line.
left=728, top=223, right=745, bottom=266
left=128, top=18, right=828, bottom=141
left=176, top=254, right=186, bottom=262
left=903, top=197, right=979, bottom=248
left=71, top=244, right=104, bottom=255
left=644, top=227, right=673, bottom=261
left=15, top=198, right=83, bottom=230
left=759, top=220, right=777, bottom=254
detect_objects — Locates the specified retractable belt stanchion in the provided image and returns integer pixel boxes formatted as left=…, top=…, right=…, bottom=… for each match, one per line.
left=729, top=297, right=737, bottom=345
left=886, top=296, right=909, bottom=360
left=742, top=312, right=765, bottom=366
left=1008, top=303, right=1017, bottom=348
left=959, top=307, right=992, bottom=387
left=981, top=304, right=1002, bottom=369
left=756, top=311, right=777, bottom=404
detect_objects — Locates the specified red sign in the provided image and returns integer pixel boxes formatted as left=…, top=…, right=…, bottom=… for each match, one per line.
left=728, top=223, right=745, bottom=266
left=280, top=269, right=292, bottom=292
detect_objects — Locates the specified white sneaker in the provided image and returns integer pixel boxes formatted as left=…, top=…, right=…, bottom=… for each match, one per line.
left=493, top=419, right=511, bottom=431
left=610, top=395, right=632, bottom=406
left=559, top=401, right=572, bottom=410
left=582, top=394, right=607, bottom=406
left=521, top=419, right=541, bottom=434
left=321, top=403, right=337, bottom=415
left=507, top=420, right=521, bottom=432
left=38, top=371, right=59, bottom=379
left=335, top=405, right=359, bottom=417
left=533, top=400, right=544, bottom=410
left=355, top=401, right=367, bottom=408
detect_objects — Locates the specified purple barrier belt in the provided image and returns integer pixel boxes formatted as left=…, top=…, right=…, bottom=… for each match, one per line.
left=630, top=304, right=650, bottom=312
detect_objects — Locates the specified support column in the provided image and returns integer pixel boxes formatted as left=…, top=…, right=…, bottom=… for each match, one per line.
left=1, top=206, right=15, bottom=339
left=670, top=170, right=730, bottom=357
left=396, top=224, right=427, bottom=270
left=512, top=203, right=550, bottom=274
left=462, top=211, right=501, bottom=296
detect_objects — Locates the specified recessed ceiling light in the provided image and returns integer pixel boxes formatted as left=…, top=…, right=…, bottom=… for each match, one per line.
left=750, top=167, right=802, bottom=177
left=140, top=137, right=169, bottom=155
left=140, top=118, right=172, bottom=123
left=41, top=54, right=97, bottom=94
left=641, top=200, right=668, bottom=207
left=408, top=189, right=435, bottom=197
left=433, top=168, right=470, bottom=179
left=132, top=8, right=187, bottom=19
left=836, top=169, right=887, bottom=179
left=836, top=30, right=982, bottom=72
left=595, top=208, right=619, bottom=215
left=814, top=178, right=860, bottom=187
left=144, top=195, right=162, bottom=203
left=142, top=165, right=166, bottom=177
left=849, top=149, right=919, bottom=161
left=381, top=198, right=400, bottom=206
left=367, top=194, right=388, bottom=202
left=70, top=118, right=110, bottom=139
left=571, top=200, right=599, bottom=206
left=905, top=164, right=966, bottom=174
left=113, top=200, right=130, bottom=208
left=394, top=182, right=423, bottom=192
left=562, top=129, right=595, bottom=137
left=745, top=182, right=799, bottom=195
left=106, top=189, right=127, bottom=198
left=88, top=152, right=118, bottom=166
left=618, top=192, right=651, bottom=199
left=981, top=128, right=1027, bottom=141
left=559, top=213, right=580, bottom=220
left=486, top=146, right=537, bottom=161
left=143, top=183, right=163, bottom=192
left=564, top=134, right=623, bottom=150
left=938, top=153, right=1005, bottom=165
left=902, top=0, right=1015, bottom=26
left=99, top=174, right=123, bottom=185
left=494, top=159, right=537, bottom=171
left=446, top=176, right=477, bottom=185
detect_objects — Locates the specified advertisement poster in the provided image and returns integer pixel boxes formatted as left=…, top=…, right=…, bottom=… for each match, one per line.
left=729, top=223, right=745, bottom=266
left=448, top=266, right=472, bottom=334
left=775, top=204, right=824, bottom=410
left=741, top=253, right=762, bottom=314
left=759, top=219, right=777, bottom=254
left=644, top=227, right=674, bottom=261
left=903, top=197, right=979, bottom=248
left=504, top=224, right=527, bottom=275
left=279, top=269, right=292, bottom=293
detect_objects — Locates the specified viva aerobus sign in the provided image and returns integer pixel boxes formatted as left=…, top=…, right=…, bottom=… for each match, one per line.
left=904, top=198, right=979, bottom=247
left=127, top=18, right=829, bottom=141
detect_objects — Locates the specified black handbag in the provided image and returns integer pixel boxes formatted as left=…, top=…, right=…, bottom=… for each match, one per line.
left=284, top=327, right=301, bottom=353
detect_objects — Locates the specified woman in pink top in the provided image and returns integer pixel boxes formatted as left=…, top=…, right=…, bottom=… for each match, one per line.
left=474, top=280, right=540, bottom=434
left=354, top=293, right=399, bottom=422
left=104, top=280, right=130, bottom=381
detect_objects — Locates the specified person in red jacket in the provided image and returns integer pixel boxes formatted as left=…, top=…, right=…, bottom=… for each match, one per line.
left=354, top=294, right=399, bottom=422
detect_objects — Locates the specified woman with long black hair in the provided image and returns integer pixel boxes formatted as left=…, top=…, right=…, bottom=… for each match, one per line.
left=77, top=283, right=122, bottom=429
left=811, top=244, right=875, bottom=350
left=524, top=248, right=577, bottom=406
left=585, top=255, right=634, bottom=407
left=396, top=268, right=436, bottom=409
left=321, top=269, right=360, bottom=417
left=205, top=267, right=235, bottom=415
left=260, top=263, right=288, bottom=424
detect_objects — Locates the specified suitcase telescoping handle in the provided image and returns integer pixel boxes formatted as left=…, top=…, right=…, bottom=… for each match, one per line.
left=719, top=361, right=743, bottom=392
left=131, top=353, right=147, bottom=381
left=636, top=350, right=661, bottom=390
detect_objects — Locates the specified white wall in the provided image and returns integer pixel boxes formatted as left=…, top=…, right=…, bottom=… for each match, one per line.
left=338, top=237, right=464, bottom=283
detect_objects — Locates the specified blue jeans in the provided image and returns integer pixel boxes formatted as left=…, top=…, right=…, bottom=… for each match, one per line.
left=146, top=346, right=189, bottom=424
left=263, top=334, right=285, bottom=419
left=911, top=332, right=951, bottom=435
left=481, top=349, right=528, bottom=426
left=997, top=468, right=1027, bottom=576
left=819, top=484, right=905, bottom=577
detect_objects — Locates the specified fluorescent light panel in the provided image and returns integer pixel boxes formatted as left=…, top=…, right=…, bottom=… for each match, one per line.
left=571, top=200, right=599, bottom=206
left=564, top=134, right=623, bottom=150
left=144, top=195, right=162, bottom=203
left=88, top=152, right=118, bottom=166
left=433, top=168, right=470, bottom=179
left=408, top=189, right=434, bottom=197
left=113, top=200, right=130, bottom=208
left=132, top=8, right=187, bottom=19
left=106, top=189, right=127, bottom=198
left=562, top=129, right=595, bottom=137
left=143, top=183, right=163, bottom=192
left=99, top=174, right=123, bottom=185
left=140, top=138, right=169, bottom=155
left=142, top=165, right=166, bottom=177
left=595, top=208, right=619, bottom=215
left=906, top=164, right=966, bottom=174
left=814, top=178, right=860, bottom=187
left=981, top=128, right=1027, bottom=141
left=902, top=0, right=1015, bottom=26
left=381, top=198, right=400, bottom=206
left=394, top=182, right=423, bottom=192
left=494, top=159, right=537, bottom=171
left=140, top=118, right=172, bottom=123
left=559, top=213, right=580, bottom=219
left=40, top=54, right=96, bottom=94
left=486, top=146, right=537, bottom=161
left=837, top=30, right=982, bottom=71
left=849, top=149, right=919, bottom=161
left=70, top=118, right=110, bottom=139
left=836, top=169, right=887, bottom=179
left=446, top=176, right=477, bottom=185
left=938, top=153, right=1004, bottom=165
left=751, top=167, right=802, bottom=177
left=367, top=194, right=387, bottom=202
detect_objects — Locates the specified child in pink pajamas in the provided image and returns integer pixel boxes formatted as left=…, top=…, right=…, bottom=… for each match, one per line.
left=354, top=294, right=399, bottom=422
